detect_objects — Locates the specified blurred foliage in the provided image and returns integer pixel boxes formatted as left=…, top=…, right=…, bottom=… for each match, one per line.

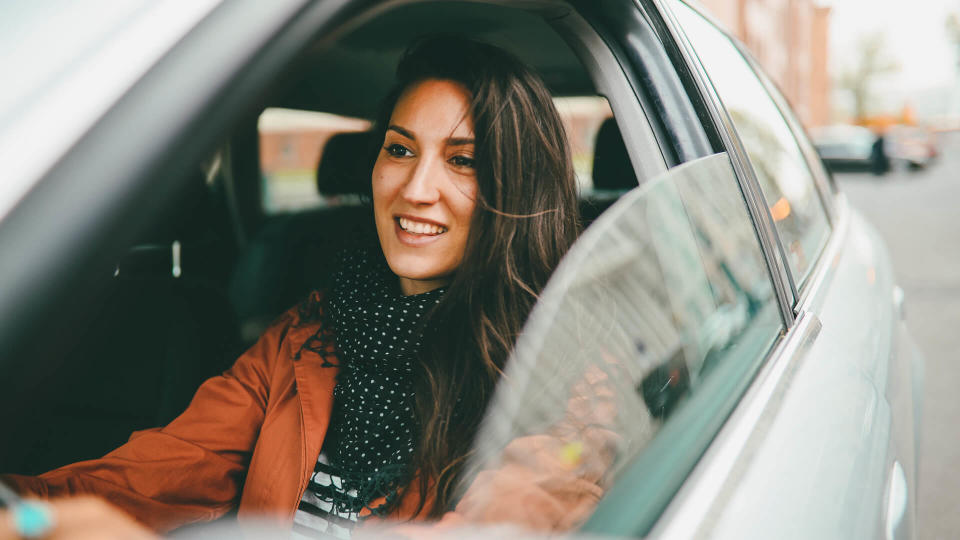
left=836, top=32, right=900, bottom=121
left=948, top=12, right=960, bottom=48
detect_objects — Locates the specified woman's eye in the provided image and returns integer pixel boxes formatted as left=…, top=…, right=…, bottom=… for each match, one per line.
left=450, top=155, right=475, bottom=169
left=385, top=143, right=412, bottom=158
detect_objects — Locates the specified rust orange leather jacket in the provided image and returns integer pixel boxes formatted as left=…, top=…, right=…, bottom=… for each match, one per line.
left=3, top=292, right=610, bottom=535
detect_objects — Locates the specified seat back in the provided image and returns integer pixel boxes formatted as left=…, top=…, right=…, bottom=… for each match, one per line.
left=230, top=130, right=376, bottom=344
left=6, top=172, right=241, bottom=474
left=580, top=117, right=638, bottom=227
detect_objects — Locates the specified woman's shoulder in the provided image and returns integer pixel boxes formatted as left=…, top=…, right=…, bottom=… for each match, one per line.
left=261, top=290, right=326, bottom=332
left=261, top=290, right=337, bottom=366
left=291, top=289, right=328, bottom=327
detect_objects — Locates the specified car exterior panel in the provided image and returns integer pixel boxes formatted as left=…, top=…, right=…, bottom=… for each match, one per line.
left=651, top=199, right=920, bottom=539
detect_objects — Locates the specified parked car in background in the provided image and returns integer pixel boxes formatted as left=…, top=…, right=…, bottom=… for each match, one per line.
left=887, top=124, right=939, bottom=170
left=0, top=1, right=923, bottom=539
left=810, top=124, right=890, bottom=174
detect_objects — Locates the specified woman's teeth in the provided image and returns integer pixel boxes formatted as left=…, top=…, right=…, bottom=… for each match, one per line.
left=398, top=217, right=447, bottom=235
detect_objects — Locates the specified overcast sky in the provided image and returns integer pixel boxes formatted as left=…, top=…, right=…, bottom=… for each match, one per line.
left=826, top=0, right=959, bottom=114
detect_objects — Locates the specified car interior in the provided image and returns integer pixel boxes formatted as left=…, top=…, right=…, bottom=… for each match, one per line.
left=3, top=1, right=646, bottom=476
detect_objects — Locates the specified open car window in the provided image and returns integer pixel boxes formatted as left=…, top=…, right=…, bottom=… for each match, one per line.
left=461, top=153, right=784, bottom=535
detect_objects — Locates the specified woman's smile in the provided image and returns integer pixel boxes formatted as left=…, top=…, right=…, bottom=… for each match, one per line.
left=393, top=216, right=449, bottom=246
left=396, top=216, right=448, bottom=236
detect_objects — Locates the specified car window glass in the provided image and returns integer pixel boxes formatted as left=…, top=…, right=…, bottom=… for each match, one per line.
left=462, top=153, right=783, bottom=535
left=672, top=2, right=831, bottom=286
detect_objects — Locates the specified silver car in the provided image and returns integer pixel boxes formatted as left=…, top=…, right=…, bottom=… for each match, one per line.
left=0, top=1, right=923, bottom=539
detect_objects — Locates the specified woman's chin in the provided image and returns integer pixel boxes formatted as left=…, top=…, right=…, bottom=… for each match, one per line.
left=384, top=256, right=453, bottom=294
left=397, top=275, right=450, bottom=295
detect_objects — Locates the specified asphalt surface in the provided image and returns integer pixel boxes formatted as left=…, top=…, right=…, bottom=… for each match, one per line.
left=835, top=131, right=960, bottom=540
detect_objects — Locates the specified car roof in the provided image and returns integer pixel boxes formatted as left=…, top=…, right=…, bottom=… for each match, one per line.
left=273, top=1, right=593, bottom=117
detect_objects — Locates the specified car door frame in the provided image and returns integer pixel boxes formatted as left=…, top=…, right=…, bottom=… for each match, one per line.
left=572, top=0, right=863, bottom=535
left=645, top=0, right=801, bottom=322
left=558, top=0, right=808, bottom=535
left=634, top=0, right=862, bottom=537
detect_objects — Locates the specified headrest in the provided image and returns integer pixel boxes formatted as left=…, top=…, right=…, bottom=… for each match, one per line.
left=592, top=117, right=637, bottom=191
left=316, top=131, right=375, bottom=197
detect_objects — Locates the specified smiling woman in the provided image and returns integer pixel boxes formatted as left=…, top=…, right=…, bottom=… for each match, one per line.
left=359, top=34, right=580, bottom=525
left=0, top=34, right=579, bottom=539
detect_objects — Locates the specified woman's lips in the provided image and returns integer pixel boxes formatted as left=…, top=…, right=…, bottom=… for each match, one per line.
left=394, top=216, right=447, bottom=246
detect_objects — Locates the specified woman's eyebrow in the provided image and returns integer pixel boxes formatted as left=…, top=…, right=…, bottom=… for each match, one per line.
left=387, top=125, right=415, bottom=139
left=387, top=125, right=474, bottom=146
left=446, top=137, right=475, bottom=146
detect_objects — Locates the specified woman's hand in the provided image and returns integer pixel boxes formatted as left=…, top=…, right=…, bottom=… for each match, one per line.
left=0, top=496, right=157, bottom=540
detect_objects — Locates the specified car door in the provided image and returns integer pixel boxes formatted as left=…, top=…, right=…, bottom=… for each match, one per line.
left=639, top=1, right=922, bottom=538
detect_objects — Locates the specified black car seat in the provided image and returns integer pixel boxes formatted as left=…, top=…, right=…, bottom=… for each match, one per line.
left=229, top=130, right=375, bottom=345
left=580, top=117, right=638, bottom=227
left=5, top=171, right=242, bottom=474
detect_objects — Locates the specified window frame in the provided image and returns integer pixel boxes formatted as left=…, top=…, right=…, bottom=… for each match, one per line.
left=736, top=45, right=839, bottom=217
left=618, top=1, right=837, bottom=537
left=562, top=1, right=803, bottom=535
left=663, top=0, right=836, bottom=302
left=548, top=4, right=671, bottom=183
left=642, top=0, right=798, bottom=325
left=724, top=34, right=838, bottom=295
left=568, top=0, right=717, bottom=167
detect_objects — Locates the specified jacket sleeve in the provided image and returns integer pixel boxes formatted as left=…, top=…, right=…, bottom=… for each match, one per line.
left=0, top=308, right=299, bottom=533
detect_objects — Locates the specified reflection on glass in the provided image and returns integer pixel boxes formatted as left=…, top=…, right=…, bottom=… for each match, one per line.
left=456, top=154, right=782, bottom=532
left=672, top=2, right=830, bottom=283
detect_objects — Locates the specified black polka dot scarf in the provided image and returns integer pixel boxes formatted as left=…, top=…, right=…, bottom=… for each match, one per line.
left=320, top=245, right=444, bottom=515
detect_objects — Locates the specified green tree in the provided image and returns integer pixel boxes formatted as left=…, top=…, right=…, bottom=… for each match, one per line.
left=836, top=32, right=899, bottom=121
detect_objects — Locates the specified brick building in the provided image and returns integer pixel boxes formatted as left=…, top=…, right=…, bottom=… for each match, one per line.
left=698, top=0, right=832, bottom=127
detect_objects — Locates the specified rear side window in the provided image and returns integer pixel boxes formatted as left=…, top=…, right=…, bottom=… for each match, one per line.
left=466, top=153, right=783, bottom=536
left=672, top=2, right=830, bottom=286
left=553, top=96, right=613, bottom=192
left=258, top=108, right=370, bottom=214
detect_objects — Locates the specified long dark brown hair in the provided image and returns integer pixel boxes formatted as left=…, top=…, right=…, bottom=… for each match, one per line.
left=369, top=35, right=579, bottom=516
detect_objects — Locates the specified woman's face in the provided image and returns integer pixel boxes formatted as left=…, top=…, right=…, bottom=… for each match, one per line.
left=372, top=78, right=478, bottom=296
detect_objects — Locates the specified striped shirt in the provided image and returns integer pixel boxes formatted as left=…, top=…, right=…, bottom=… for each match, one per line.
left=292, top=453, right=366, bottom=539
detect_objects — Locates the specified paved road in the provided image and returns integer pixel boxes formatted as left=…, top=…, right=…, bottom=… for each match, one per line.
left=836, top=131, right=960, bottom=540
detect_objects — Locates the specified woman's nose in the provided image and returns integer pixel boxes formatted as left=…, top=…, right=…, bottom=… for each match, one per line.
left=401, top=156, right=441, bottom=205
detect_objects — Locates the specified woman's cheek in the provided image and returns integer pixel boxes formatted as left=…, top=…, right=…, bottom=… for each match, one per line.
left=371, top=168, right=390, bottom=213
left=456, top=178, right=479, bottom=221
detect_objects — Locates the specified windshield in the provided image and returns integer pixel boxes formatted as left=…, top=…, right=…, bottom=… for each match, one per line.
left=0, top=0, right=221, bottom=222
left=0, top=1, right=154, bottom=126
